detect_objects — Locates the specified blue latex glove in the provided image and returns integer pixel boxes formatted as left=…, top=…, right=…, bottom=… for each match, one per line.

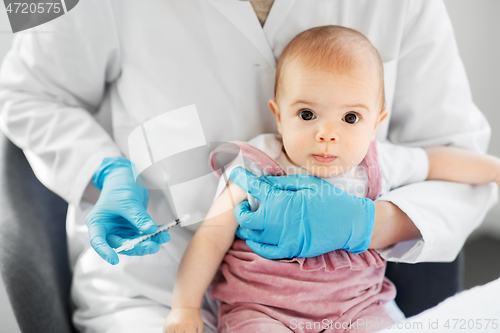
left=86, top=157, right=170, bottom=265
left=230, top=167, right=375, bottom=259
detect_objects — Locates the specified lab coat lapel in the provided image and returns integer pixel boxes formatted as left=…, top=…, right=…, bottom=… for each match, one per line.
left=208, top=0, right=277, bottom=67
left=262, top=0, right=296, bottom=50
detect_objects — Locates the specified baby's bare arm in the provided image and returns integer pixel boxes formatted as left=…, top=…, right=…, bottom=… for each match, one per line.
left=425, top=147, right=500, bottom=185
left=171, top=180, right=247, bottom=310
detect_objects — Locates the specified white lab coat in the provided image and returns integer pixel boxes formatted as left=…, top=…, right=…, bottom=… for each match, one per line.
left=0, top=0, right=497, bottom=332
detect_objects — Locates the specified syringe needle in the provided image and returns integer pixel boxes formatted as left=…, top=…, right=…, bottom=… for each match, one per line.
left=114, top=214, right=189, bottom=254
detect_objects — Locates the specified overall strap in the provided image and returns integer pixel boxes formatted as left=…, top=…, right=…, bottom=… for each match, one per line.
left=364, top=140, right=382, bottom=200
left=209, top=141, right=286, bottom=178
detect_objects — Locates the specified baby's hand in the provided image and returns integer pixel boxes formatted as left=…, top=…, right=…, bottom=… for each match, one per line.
left=163, top=307, right=204, bottom=333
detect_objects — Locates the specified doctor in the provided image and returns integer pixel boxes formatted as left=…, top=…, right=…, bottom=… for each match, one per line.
left=0, top=0, right=496, bottom=332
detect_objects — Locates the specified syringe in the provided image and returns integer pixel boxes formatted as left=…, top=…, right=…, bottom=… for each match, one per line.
left=114, top=214, right=190, bottom=254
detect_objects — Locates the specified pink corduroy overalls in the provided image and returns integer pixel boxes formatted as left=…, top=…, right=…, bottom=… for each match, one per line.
left=209, top=141, right=397, bottom=333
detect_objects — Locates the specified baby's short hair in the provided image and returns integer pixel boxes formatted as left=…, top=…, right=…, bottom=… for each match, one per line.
left=275, top=25, right=385, bottom=109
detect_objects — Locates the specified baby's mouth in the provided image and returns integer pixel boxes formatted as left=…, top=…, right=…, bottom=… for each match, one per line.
left=312, top=154, right=337, bottom=163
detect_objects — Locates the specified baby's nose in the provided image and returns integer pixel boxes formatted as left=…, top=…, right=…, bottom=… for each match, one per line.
left=317, top=134, right=336, bottom=141
left=316, top=129, right=337, bottom=142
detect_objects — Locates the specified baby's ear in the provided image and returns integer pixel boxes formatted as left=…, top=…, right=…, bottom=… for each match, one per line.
left=372, top=108, right=388, bottom=140
left=268, top=99, right=282, bottom=134
left=377, top=108, right=388, bottom=124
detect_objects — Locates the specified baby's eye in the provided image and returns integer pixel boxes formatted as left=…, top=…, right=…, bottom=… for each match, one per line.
left=299, top=110, right=316, bottom=121
left=343, top=113, right=360, bottom=124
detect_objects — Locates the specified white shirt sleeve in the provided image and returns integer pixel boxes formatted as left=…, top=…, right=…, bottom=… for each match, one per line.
left=377, top=141, right=429, bottom=195
left=0, top=0, right=122, bottom=206
left=376, top=0, right=498, bottom=263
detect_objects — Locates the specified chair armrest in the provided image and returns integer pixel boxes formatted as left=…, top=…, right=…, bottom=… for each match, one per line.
left=0, top=133, right=76, bottom=333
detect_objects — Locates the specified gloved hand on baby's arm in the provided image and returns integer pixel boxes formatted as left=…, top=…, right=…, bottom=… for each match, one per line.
left=86, top=157, right=171, bottom=265
left=230, top=167, right=375, bottom=259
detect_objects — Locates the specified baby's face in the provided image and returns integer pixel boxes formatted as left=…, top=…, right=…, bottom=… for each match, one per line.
left=269, top=62, right=387, bottom=178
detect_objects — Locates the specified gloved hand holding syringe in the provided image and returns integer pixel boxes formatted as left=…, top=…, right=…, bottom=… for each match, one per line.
left=86, top=156, right=179, bottom=265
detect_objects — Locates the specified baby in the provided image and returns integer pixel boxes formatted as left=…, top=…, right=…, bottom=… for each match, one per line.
left=164, top=26, right=500, bottom=333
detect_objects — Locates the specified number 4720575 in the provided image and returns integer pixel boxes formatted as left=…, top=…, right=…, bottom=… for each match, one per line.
left=6, top=3, right=62, bottom=14
left=444, top=319, right=498, bottom=330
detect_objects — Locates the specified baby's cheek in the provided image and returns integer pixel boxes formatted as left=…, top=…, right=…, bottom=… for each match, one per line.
left=290, top=147, right=308, bottom=166
left=284, top=136, right=304, bottom=155
left=344, top=141, right=368, bottom=166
